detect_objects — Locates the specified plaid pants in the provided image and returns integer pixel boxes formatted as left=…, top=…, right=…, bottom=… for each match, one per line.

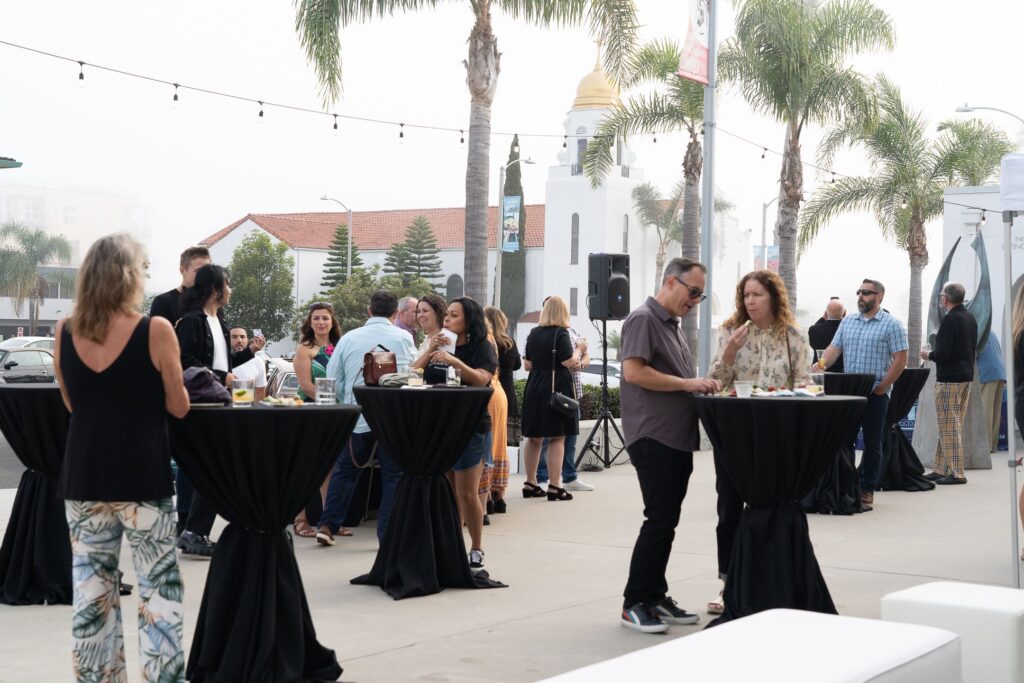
left=933, top=382, right=971, bottom=478
left=65, top=498, right=184, bottom=683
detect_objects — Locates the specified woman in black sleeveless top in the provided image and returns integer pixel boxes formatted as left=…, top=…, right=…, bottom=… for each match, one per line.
left=55, top=233, right=190, bottom=683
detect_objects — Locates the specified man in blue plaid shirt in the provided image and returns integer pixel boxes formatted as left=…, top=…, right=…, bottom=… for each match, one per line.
left=817, top=279, right=908, bottom=508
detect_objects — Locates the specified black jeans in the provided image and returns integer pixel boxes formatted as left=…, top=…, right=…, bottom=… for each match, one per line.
left=185, top=492, right=217, bottom=536
left=713, top=448, right=742, bottom=580
left=622, top=438, right=693, bottom=608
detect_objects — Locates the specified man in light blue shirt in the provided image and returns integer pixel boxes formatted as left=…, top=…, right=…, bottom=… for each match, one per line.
left=819, top=278, right=908, bottom=508
left=315, top=290, right=417, bottom=546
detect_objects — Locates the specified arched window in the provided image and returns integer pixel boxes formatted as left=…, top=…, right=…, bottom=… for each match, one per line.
left=570, top=213, right=580, bottom=264
left=574, top=127, right=588, bottom=176
left=446, top=274, right=464, bottom=302
left=622, top=214, right=629, bottom=252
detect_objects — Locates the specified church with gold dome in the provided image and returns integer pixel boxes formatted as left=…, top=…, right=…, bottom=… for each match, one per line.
left=200, top=59, right=674, bottom=355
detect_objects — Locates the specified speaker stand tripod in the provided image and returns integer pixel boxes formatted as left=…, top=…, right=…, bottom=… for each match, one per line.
left=576, top=319, right=627, bottom=469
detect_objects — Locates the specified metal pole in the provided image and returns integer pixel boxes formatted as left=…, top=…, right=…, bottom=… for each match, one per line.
left=761, top=196, right=778, bottom=268
left=697, top=0, right=718, bottom=376
left=347, top=207, right=353, bottom=279
left=1005, top=210, right=1020, bottom=588
left=495, top=165, right=506, bottom=308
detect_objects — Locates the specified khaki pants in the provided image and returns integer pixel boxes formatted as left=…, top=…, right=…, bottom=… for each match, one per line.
left=980, top=380, right=1005, bottom=452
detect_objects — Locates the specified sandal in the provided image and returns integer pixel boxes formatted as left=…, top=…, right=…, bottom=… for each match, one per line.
left=337, top=527, right=353, bottom=537
left=707, top=592, right=724, bottom=615
left=293, top=521, right=317, bottom=538
left=522, top=481, right=546, bottom=498
left=547, top=485, right=573, bottom=501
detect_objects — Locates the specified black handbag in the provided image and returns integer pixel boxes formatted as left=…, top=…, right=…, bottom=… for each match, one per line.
left=548, top=329, right=579, bottom=419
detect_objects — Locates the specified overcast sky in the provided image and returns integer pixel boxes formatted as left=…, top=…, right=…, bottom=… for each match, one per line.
left=1, top=0, right=1021, bottom=323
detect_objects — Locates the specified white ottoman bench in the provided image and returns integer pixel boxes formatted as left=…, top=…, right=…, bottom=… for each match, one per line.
left=882, top=581, right=1024, bottom=682
left=542, top=609, right=961, bottom=682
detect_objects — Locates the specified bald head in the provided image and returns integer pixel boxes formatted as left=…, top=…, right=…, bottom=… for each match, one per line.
left=825, top=299, right=845, bottom=320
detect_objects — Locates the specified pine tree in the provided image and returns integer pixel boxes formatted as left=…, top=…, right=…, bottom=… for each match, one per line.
left=500, top=135, right=527, bottom=337
left=402, top=216, right=444, bottom=288
left=320, top=223, right=363, bottom=290
left=383, top=242, right=411, bottom=284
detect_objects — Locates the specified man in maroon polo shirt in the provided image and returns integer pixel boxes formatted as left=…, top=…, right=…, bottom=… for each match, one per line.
left=618, top=257, right=720, bottom=634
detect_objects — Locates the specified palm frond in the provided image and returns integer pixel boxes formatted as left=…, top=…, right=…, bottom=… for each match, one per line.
left=800, top=64, right=874, bottom=130
left=631, top=183, right=665, bottom=228
left=586, top=0, right=639, bottom=84
left=811, top=0, right=895, bottom=64
left=932, top=118, right=1015, bottom=186
left=621, top=38, right=681, bottom=89
left=798, top=176, right=880, bottom=251
left=294, top=0, right=344, bottom=106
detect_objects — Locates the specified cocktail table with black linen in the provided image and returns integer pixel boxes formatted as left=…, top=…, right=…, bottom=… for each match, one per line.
left=168, top=403, right=360, bottom=683
left=876, top=367, right=933, bottom=492
left=803, top=373, right=875, bottom=515
left=0, top=385, right=72, bottom=605
left=351, top=386, right=506, bottom=599
left=696, top=395, right=867, bottom=626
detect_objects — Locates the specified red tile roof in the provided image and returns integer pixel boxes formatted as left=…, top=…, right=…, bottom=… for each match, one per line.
left=201, top=205, right=547, bottom=251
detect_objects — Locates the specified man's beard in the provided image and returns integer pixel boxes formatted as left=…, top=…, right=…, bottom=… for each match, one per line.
left=857, top=299, right=875, bottom=314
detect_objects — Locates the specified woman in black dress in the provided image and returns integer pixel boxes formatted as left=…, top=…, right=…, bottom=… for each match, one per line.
left=521, top=295, right=581, bottom=501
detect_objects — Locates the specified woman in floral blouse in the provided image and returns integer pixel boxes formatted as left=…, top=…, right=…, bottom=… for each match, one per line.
left=706, top=269, right=812, bottom=615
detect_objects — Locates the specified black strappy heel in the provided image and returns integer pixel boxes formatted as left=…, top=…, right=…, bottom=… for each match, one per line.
left=547, top=486, right=573, bottom=501
left=522, top=481, right=546, bottom=498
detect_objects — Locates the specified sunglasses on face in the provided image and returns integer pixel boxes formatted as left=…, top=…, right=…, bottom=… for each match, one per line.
left=855, top=289, right=878, bottom=297
left=674, top=277, right=707, bottom=302
left=309, top=302, right=334, bottom=312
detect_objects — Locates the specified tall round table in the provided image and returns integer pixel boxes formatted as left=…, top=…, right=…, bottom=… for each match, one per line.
left=351, top=386, right=506, bottom=599
left=0, top=385, right=72, bottom=605
left=696, top=394, right=867, bottom=626
left=169, top=403, right=361, bottom=683
left=876, top=367, right=933, bottom=492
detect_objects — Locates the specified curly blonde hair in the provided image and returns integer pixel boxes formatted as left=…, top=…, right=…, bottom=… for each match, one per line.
left=723, top=270, right=797, bottom=336
left=68, top=234, right=146, bottom=343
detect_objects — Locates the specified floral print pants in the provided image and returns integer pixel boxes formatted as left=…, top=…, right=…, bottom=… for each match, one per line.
left=65, top=498, right=185, bottom=683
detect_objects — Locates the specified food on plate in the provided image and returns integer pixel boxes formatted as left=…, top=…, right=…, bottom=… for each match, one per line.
left=261, top=396, right=305, bottom=407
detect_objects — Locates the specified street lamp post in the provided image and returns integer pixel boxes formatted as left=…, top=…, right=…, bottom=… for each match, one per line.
left=494, top=157, right=534, bottom=309
left=956, top=104, right=1024, bottom=128
left=761, top=196, right=779, bottom=269
left=320, top=195, right=354, bottom=279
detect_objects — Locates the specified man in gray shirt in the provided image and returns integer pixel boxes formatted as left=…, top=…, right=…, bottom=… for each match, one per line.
left=618, top=257, right=720, bottom=634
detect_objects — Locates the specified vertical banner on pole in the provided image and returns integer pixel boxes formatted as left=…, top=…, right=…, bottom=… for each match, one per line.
left=678, top=0, right=710, bottom=85
left=502, top=196, right=521, bottom=253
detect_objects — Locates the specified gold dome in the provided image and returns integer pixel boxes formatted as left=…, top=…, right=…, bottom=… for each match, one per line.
left=572, top=62, right=620, bottom=110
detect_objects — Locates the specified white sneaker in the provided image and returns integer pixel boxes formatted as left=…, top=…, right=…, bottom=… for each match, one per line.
left=564, top=479, right=594, bottom=492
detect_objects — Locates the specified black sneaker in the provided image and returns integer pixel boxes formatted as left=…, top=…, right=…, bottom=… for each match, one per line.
left=620, top=602, right=669, bottom=633
left=483, top=514, right=491, bottom=526
left=177, top=531, right=215, bottom=557
left=651, top=596, right=700, bottom=625
left=469, top=548, right=485, bottom=572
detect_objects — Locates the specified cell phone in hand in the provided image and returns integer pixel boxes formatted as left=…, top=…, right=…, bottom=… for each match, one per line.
left=253, top=328, right=263, bottom=339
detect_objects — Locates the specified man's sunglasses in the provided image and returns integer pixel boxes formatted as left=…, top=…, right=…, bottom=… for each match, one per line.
left=674, top=277, right=707, bottom=302
left=855, top=289, right=878, bottom=297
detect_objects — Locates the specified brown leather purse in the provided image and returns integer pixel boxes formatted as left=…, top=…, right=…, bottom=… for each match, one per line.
left=363, top=344, right=397, bottom=386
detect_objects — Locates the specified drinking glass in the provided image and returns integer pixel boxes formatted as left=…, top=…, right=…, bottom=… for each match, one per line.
left=315, top=377, right=337, bottom=405
left=232, top=378, right=255, bottom=407
left=814, top=349, right=825, bottom=365
left=734, top=380, right=754, bottom=398
left=408, top=368, right=424, bottom=386
left=446, top=367, right=462, bottom=386
left=810, top=372, right=825, bottom=392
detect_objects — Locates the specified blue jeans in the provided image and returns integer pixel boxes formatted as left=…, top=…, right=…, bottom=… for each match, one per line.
left=858, top=392, right=890, bottom=493
left=537, top=409, right=580, bottom=483
left=321, top=431, right=402, bottom=541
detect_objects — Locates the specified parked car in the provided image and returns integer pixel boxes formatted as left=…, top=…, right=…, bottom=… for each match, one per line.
left=580, top=360, right=621, bottom=388
left=0, top=336, right=55, bottom=351
left=0, top=347, right=55, bottom=383
left=265, top=357, right=299, bottom=398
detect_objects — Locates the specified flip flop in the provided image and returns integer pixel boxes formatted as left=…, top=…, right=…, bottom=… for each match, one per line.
left=337, top=527, right=353, bottom=537
left=707, top=593, right=724, bottom=615
left=293, top=521, right=316, bottom=538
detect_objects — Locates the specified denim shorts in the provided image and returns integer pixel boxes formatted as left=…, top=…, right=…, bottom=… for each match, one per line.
left=452, top=431, right=493, bottom=472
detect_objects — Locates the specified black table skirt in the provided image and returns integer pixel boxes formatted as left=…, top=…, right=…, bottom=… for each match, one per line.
left=804, top=374, right=875, bottom=515
left=169, top=404, right=360, bottom=683
left=0, top=385, right=72, bottom=605
left=351, top=386, right=506, bottom=599
left=876, top=367, right=934, bottom=492
left=696, top=395, right=867, bottom=626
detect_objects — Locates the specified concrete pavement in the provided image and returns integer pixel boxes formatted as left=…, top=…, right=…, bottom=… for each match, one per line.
left=0, top=450, right=1020, bottom=682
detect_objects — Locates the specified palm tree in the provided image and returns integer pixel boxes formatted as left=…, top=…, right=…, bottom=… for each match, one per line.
left=0, top=223, right=72, bottom=335
left=632, top=181, right=685, bottom=296
left=718, top=0, right=895, bottom=310
left=294, top=0, right=639, bottom=303
left=799, top=76, right=1014, bottom=367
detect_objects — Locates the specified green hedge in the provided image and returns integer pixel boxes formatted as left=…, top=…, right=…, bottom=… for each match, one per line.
left=512, top=379, right=620, bottom=420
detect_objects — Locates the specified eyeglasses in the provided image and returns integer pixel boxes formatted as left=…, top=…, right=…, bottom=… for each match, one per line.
left=855, top=289, right=878, bottom=297
left=674, top=277, right=707, bottom=302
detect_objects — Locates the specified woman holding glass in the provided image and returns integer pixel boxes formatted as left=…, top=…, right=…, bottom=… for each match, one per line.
left=706, top=269, right=812, bottom=615
left=412, top=296, right=497, bottom=572
left=520, top=295, right=581, bottom=502
left=292, top=301, right=343, bottom=537
left=55, top=234, right=190, bottom=681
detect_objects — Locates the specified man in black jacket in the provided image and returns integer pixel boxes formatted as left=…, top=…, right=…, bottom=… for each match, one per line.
left=808, top=298, right=845, bottom=372
left=150, top=246, right=211, bottom=326
left=921, top=282, right=977, bottom=485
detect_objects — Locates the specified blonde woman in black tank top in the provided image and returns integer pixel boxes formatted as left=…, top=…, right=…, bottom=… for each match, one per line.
left=54, top=233, right=189, bottom=683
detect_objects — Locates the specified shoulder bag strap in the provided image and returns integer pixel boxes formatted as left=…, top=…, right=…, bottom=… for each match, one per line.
left=550, top=329, right=557, bottom=394
left=785, top=328, right=794, bottom=390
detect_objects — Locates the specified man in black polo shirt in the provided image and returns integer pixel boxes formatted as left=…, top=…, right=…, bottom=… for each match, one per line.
left=618, top=257, right=720, bottom=634
left=921, top=281, right=977, bottom=485
left=150, top=246, right=211, bottom=326
left=808, top=298, right=845, bottom=371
